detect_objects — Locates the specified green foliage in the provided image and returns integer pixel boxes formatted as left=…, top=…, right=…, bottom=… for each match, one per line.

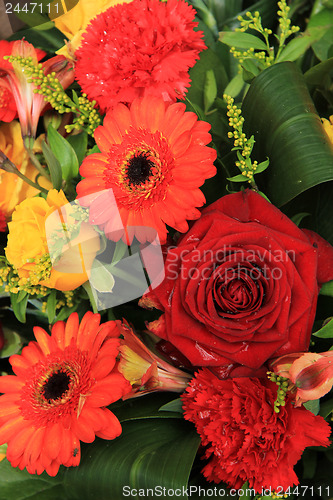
left=47, top=124, right=79, bottom=181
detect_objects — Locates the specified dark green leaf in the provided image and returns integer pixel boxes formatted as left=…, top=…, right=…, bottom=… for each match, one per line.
left=159, top=398, right=184, bottom=414
left=312, top=318, right=333, bottom=338
left=276, top=28, right=327, bottom=63
left=41, top=140, right=62, bottom=190
left=227, top=174, right=248, bottom=182
left=254, top=159, right=269, bottom=174
left=242, top=62, right=333, bottom=206
left=9, top=293, right=29, bottom=323
left=47, top=124, right=79, bottom=181
left=304, top=57, right=333, bottom=87
left=204, top=70, right=217, bottom=113
left=47, top=290, right=57, bottom=324
left=291, top=212, right=311, bottom=227
left=0, top=459, right=65, bottom=500
left=7, top=26, right=66, bottom=52
left=63, top=419, right=200, bottom=500
left=319, top=398, right=333, bottom=418
left=219, top=31, right=268, bottom=51
left=66, top=132, right=88, bottom=166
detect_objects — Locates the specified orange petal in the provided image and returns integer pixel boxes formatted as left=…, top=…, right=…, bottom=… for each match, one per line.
left=0, top=375, right=25, bottom=393
left=44, top=422, right=63, bottom=460
left=96, top=409, right=122, bottom=440
left=64, top=312, right=80, bottom=347
left=33, top=327, right=54, bottom=355
left=51, top=320, right=66, bottom=350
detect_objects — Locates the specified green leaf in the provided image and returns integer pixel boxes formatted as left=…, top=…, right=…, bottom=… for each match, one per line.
left=304, top=57, right=333, bottom=87
left=47, top=124, right=79, bottom=181
left=0, top=328, right=22, bottom=359
left=0, top=459, right=65, bottom=500
left=112, top=393, right=183, bottom=423
left=41, top=140, right=62, bottom=190
left=82, top=282, right=98, bottom=314
left=304, top=399, right=320, bottom=415
left=89, top=261, right=115, bottom=294
left=219, top=31, right=268, bottom=51
left=9, top=293, right=29, bottom=323
left=312, top=318, right=333, bottom=338
left=204, top=69, right=217, bottom=113
left=276, top=29, right=326, bottom=63
left=47, top=290, right=57, bottom=324
left=63, top=419, right=200, bottom=500
left=319, top=398, right=333, bottom=418
left=227, top=174, right=248, bottom=182
left=159, top=398, right=184, bottom=414
left=224, top=72, right=245, bottom=98
left=66, top=132, right=88, bottom=166
left=242, top=62, right=333, bottom=206
left=291, top=212, right=311, bottom=227
left=320, top=280, right=333, bottom=297
left=254, top=159, right=269, bottom=174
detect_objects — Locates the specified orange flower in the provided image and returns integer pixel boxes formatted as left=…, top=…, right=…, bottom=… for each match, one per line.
left=0, top=312, right=132, bottom=476
left=5, top=189, right=100, bottom=291
left=76, top=96, right=217, bottom=244
left=118, top=322, right=191, bottom=398
left=270, top=351, right=333, bottom=406
left=0, top=121, right=51, bottom=217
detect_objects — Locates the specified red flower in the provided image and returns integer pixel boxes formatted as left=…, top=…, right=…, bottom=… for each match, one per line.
left=182, top=369, right=331, bottom=492
left=74, top=0, right=206, bottom=111
left=0, top=312, right=132, bottom=476
left=76, top=96, right=216, bottom=244
left=141, top=190, right=333, bottom=371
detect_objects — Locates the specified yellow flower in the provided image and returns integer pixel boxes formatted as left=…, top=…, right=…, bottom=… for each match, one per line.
left=5, top=189, right=100, bottom=291
left=0, top=121, right=51, bottom=216
left=53, top=0, right=131, bottom=59
left=322, top=115, right=333, bottom=144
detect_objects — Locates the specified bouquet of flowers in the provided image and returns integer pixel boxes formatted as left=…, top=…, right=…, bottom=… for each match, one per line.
left=0, top=0, right=333, bottom=498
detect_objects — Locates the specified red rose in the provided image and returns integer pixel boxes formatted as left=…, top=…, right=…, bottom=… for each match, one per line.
left=182, top=369, right=331, bottom=492
left=141, top=190, right=333, bottom=370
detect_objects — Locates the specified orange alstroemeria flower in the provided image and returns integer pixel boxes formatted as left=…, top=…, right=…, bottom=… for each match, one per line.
left=270, top=351, right=333, bottom=407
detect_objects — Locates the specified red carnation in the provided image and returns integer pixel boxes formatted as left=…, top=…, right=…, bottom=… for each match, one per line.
left=182, top=369, right=331, bottom=493
left=75, top=0, right=206, bottom=112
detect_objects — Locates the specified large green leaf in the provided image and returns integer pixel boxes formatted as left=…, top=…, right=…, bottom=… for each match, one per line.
left=0, top=460, right=65, bottom=500
left=63, top=419, right=200, bottom=500
left=241, top=61, right=333, bottom=206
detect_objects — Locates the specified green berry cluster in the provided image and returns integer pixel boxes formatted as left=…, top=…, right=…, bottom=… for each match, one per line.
left=267, top=371, right=290, bottom=413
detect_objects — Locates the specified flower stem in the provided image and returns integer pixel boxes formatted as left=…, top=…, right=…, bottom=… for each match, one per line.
left=23, top=137, right=51, bottom=182
left=0, top=151, right=49, bottom=195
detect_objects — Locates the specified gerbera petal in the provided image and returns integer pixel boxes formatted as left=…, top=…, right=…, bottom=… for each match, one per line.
left=77, top=312, right=101, bottom=350
left=24, top=426, right=46, bottom=464
left=33, top=327, right=55, bottom=355
left=90, top=338, right=120, bottom=379
left=45, top=460, right=61, bottom=477
left=88, top=373, right=131, bottom=407
left=95, top=409, right=122, bottom=440
left=0, top=375, right=25, bottom=393
left=0, top=415, right=26, bottom=443
left=6, top=425, right=35, bottom=461
left=51, top=320, right=66, bottom=350
left=64, top=312, right=80, bottom=347
left=71, top=413, right=96, bottom=443
left=44, top=422, right=63, bottom=460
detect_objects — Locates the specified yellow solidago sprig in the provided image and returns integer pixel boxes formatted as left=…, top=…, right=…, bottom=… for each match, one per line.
left=222, top=0, right=300, bottom=71
left=267, top=371, right=291, bottom=413
left=5, top=56, right=101, bottom=136
left=0, top=256, right=50, bottom=297
left=224, top=94, right=269, bottom=190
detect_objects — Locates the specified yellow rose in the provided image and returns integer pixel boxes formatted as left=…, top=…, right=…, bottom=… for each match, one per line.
left=5, top=189, right=100, bottom=291
left=322, top=115, right=333, bottom=145
left=53, top=0, right=131, bottom=59
left=0, top=121, right=51, bottom=216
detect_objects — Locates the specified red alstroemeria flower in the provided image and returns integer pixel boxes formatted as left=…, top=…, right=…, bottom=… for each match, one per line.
left=0, top=40, right=74, bottom=144
left=0, top=312, right=132, bottom=476
left=270, top=350, right=333, bottom=406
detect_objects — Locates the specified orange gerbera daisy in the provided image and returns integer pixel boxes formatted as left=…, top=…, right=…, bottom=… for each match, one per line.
left=76, top=96, right=217, bottom=243
left=0, top=312, right=132, bottom=476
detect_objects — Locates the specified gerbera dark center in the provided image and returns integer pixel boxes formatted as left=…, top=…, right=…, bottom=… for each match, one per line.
left=43, top=371, right=71, bottom=401
left=126, top=152, right=154, bottom=185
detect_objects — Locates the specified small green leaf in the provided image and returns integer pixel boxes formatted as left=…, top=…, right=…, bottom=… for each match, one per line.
left=219, top=31, right=268, bottom=51
left=0, top=328, right=23, bottom=358
left=276, top=30, right=325, bottom=63
left=227, top=174, right=248, bottom=182
left=47, top=290, right=57, bottom=324
left=304, top=399, right=320, bottom=415
left=291, top=212, right=311, bottom=227
left=9, top=292, right=29, bottom=323
left=312, top=318, right=333, bottom=338
left=204, top=69, right=217, bottom=113
left=224, top=72, right=245, bottom=98
left=319, top=398, right=333, bottom=419
left=159, top=398, right=184, bottom=414
left=41, top=140, right=62, bottom=190
left=47, top=124, right=79, bottom=181
left=320, top=280, right=333, bottom=297
left=89, top=261, right=115, bottom=294
left=254, top=158, right=269, bottom=174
